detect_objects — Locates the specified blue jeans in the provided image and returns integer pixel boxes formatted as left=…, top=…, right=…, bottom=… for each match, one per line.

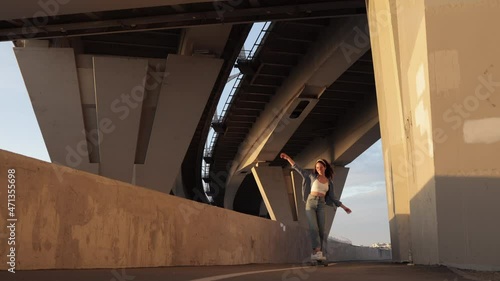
left=305, top=194, right=326, bottom=250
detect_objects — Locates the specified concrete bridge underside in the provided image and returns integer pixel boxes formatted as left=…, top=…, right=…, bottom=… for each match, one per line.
left=0, top=0, right=499, bottom=272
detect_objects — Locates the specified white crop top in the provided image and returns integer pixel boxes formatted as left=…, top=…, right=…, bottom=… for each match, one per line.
left=311, top=179, right=329, bottom=195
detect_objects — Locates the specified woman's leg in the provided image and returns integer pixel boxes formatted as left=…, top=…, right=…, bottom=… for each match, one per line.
left=305, top=196, right=321, bottom=252
left=316, top=199, right=326, bottom=251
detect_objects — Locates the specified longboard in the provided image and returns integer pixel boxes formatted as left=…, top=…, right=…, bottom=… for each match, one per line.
left=309, top=260, right=328, bottom=266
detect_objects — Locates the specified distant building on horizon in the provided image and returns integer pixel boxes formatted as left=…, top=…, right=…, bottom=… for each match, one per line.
left=370, top=243, right=391, bottom=250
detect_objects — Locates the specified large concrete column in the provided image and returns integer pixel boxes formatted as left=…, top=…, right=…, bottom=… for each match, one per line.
left=14, top=46, right=98, bottom=174
left=366, top=0, right=413, bottom=263
left=94, top=56, right=148, bottom=182
left=368, top=0, right=500, bottom=270
left=16, top=43, right=223, bottom=194
left=251, top=165, right=294, bottom=224
left=134, top=55, right=223, bottom=193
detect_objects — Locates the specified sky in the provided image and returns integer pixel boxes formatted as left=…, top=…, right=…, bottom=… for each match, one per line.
left=330, top=140, right=389, bottom=246
left=0, top=30, right=390, bottom=246
left=0, top=42, right=50, bottom=161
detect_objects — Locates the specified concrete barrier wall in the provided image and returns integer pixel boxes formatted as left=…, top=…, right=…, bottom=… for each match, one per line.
left=327, top=240, right=392, bottom=262
left=0, top=150, right=391, bottom=270
left=0, top=150, right=311, bottom=270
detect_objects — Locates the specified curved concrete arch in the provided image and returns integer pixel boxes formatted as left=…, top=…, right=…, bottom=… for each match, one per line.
left=224, top=15, right=371, bottom=210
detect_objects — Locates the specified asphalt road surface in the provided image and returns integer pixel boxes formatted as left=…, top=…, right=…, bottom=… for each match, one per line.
left=0, top=261, right=486, bottom=281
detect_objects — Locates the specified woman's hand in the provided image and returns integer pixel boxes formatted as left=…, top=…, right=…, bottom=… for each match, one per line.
left=340, top=204, right=352, bottom=214
left=280, top=152, right=295, bottom=166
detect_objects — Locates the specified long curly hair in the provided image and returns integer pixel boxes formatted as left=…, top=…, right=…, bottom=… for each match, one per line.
left=314, top=158, right=334, bottom=179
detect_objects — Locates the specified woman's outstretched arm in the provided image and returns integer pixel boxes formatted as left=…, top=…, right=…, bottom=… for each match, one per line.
left=280, top=152, right=310, bottom=178
left=280, top=152, right=295, bottom=166
left=340, top=204, right=352, bottom=214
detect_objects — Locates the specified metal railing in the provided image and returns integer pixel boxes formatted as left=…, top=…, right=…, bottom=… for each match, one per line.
left=217, top=21, right=272, bottom=124
left=202, top=22, right=272, bottom=197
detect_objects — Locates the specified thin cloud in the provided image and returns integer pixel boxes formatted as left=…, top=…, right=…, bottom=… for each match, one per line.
left=331, top=140, right=391, bottom=246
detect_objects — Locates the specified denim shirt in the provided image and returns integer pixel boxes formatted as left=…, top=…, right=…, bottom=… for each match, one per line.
left=292, top=163, right=342, bottom=207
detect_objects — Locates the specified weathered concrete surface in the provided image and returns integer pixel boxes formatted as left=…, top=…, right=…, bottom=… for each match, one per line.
left=368, top=0, right=500, bottom=271
left=16, top=46, right=224, bottom=194
left=327, top=240, right=391, bottom=262
left=0, top=149, right=310, bottom=270
left=0, top=262, right=481, bottom=281
left=0, top=149, right=392, bottom=271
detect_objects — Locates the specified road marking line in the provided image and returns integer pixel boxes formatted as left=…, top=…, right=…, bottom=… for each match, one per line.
left=188, top=265, right=314, bottom=281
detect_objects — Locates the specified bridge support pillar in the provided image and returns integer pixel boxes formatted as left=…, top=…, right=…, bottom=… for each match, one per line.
left=251, top=165, right=295, bottom=224
left=368, top=0, right=500, bottom=270
left=14, top=45, right=99, bottom=174
left=134, top=55, right=222, bottom=193
left=15, top=44, right=223, bottom=194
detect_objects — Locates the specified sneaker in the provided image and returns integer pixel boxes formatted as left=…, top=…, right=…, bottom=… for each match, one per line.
left=311, top=251, right=326, bottom=261
left=310, top=253, right=317, bottom=260
left=317, top=251, right=327, bottom=261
